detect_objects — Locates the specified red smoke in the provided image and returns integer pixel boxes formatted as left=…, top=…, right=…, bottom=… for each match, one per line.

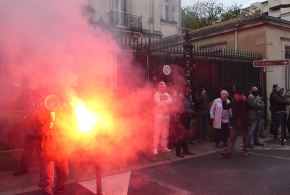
left=0, top=0, right=186, bottom=170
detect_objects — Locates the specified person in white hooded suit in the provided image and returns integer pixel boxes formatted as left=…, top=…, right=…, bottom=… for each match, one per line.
left=153, top=82, right=173, bottom=155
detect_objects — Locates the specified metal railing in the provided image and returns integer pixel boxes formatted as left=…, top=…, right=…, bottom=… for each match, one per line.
left=108, top=11, right=142, bottom=32
left=117, top=35, right=262, bottom=102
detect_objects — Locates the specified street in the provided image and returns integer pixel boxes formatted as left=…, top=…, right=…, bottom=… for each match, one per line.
left=9, top=138, right=290, bottom=195
left=128, top=147, right=290, bottom=195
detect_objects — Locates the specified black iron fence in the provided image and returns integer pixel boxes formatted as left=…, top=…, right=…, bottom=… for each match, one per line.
left=117, top=36, right=263, bottom=102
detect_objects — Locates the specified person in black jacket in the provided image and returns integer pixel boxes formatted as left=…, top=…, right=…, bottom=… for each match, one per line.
left=273, top=85, right=290, bottom=139
left=195, top=84, right=210, bottom=143
left=175, top=84, right=196, bottom=158
left=227, top=85, right=236, bottom=101
left=220, top=90, right=252, bottom=158
left=269, top=84, right=278, bottom=135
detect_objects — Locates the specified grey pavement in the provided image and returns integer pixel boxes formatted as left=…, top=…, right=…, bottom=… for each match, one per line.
left=128, top=147, right=290, bottom=195
left=0, top=129, right=284, bottom=195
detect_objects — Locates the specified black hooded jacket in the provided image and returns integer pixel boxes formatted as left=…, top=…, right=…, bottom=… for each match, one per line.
left=222, top=98, right=252, bottom=128
left=273, top=85, right=290, bottom=112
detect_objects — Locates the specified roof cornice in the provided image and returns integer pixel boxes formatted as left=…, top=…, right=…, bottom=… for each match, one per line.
left=157, top=15, right=290, bottom=45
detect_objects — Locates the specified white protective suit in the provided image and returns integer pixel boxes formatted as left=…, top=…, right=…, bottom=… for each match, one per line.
left=153, top=82, right=173, bottom=150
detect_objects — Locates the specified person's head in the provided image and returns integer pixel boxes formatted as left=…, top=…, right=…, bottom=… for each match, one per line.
left=186, top=85, right=191, bottom=94
left=220, top=90, right=228, bottom=99
left=198, top=84, right=205, bottom=91
left=250, top=86, right=258, bottom=97
left=179, top=82, right=190, bottom=94
left=276, top=85, right=284, bottom=94
left=231, top=85, right=236, bottom=92
left=158, top=82, right=166, bottom=93
left=171, top=90, right=177, bottom=102
left=152, top=71, right=157, bottom=79
left=273, top=84, right=278, bottom=90
left=279, top=89, right=284, bottom=94
left=234, top=90, right=243, bottom=102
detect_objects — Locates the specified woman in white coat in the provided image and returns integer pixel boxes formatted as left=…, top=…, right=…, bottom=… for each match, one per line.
left=210, top=90, right=231, bottom=149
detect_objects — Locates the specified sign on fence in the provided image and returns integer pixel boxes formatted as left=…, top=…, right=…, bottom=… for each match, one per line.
left=253, top=59, right=290, bottom=67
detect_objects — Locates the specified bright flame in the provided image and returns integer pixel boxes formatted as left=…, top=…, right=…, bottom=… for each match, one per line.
left=75, top=105, right=97, bottom=132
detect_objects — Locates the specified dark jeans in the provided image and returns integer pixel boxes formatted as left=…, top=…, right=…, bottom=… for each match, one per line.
left=227, top=119, right=248, bottom=154
left=269, top=106, right=276, bottom=134
left=19, top=134, right=40, bottom=170
left=215, top=122, right=230, bottom=145
left=168, top=121, right=178, bottom=145
left=180, top=114, right=192, bottom=129
left=197, top=109, right=208, bottom=140
left=248, top=114, right=262, bottom=145
left=176, top=115, right=191, bottom=154
left=273, top=112, right=288, bottom=138
left=40, top=159, right=69, bottom=195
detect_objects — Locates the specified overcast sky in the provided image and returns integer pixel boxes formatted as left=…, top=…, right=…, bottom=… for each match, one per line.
left=181, top=0, right=264, bottom=9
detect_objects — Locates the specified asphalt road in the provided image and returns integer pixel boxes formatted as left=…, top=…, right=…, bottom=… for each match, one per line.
left=16, top=144, right=290, bottom=195
left=128, top=148, right=290, bottom=195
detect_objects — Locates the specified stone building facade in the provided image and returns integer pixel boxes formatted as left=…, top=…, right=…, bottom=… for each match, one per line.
left=87, top=0, right=181, bottom=39
left=181, top=15, right=290, bottom=96
left=242, top=0, right=290, bottom=21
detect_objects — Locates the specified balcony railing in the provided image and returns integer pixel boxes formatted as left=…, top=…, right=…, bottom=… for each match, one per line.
left=108, top=11, right=142, bottom=32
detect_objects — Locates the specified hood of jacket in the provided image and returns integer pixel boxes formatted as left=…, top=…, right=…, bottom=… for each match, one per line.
left=276, top=85, right=284, bottom=93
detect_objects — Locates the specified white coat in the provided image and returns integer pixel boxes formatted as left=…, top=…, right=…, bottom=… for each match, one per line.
left=210, top=98, right=230, bottom=129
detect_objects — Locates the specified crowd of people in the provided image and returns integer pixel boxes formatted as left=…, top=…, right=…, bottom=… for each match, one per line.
left=11, top=81, right=290, bottom=194
left=151, top=81, right=290, bottom=159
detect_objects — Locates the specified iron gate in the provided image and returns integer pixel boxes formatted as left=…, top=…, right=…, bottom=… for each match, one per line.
left=118, top=35, right=263, bottom=102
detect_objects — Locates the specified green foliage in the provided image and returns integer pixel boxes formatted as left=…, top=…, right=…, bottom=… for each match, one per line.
left=182, top=0, right=261, bottom=29
left=221, top=3, right=242, bottom=22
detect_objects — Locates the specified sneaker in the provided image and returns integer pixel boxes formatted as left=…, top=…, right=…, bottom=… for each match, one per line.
left=153, top=148, right=158, bottom=155
left=184, top=150, right=195, bottom=155
left=248, top=145, right=254, bottom=148
left=220, top=152, right=231, bottom=158
left=13, top=168, right=28, bottom=176
left=160, top=147, right=171, bottom=153
left=168, top=143, right=174, bottom=149
left=259, top=134, right=265, bottom=138
left=280, top=138, right=287, bottom=142
left=254, top=142, right=264, bottom=146
left=188, top=139, right=196, bottom=145
left=176, top=152, right=184, bottom=158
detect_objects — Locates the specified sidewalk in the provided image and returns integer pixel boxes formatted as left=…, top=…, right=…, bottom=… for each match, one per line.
left=0, top=130, right=275, bottom=195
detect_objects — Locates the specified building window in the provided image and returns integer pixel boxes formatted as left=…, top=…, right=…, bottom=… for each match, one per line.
left=164, top=0, right=169, bottom=21
left=165, top=5, right=169, bottom=20
left=115, top=0, right=126, bottom=12
left=285, top=46, right=290, bottom=58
